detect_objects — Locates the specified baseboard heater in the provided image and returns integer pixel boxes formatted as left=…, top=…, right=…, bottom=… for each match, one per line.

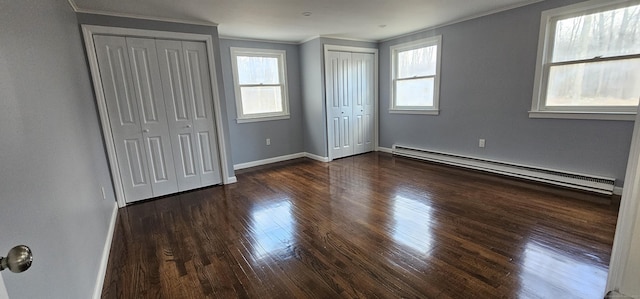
left=392, top=144, right=615, bottom=195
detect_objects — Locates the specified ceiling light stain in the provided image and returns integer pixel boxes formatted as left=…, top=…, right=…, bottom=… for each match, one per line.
left=302, top=12, right=312, bottom=17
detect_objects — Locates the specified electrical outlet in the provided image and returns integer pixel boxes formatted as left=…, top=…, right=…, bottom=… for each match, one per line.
left=479, top=139, right=486, bottom=148
left=101, top=186, right=106, bottom=200
left=266, top=138, right=271, bottom=146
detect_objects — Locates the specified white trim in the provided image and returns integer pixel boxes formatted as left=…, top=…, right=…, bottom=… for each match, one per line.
left=66, top=0, right=79, bottom=11
left=377, top=146, right=393, bottom=154
left=530, top=0, right=640, bottom=119
left=219, top=36, right=299, bottom=45
left=614, top=186, right=624, bottom=196
left=236, top=115, right=290, bottom=123
left=230, top=47, right=290, bottom=123
left=323, top=44, right=379, bottom=161
left=320, top=35, right=377, bottom=43
left=606, top=105, right=640, bottom=294
left=305, top=152, right=330, bottom=162
left=379, top=0, right=545, bottom=42
left=233, top=152, right=331, bottom=170
left=389, top=109, right=440, bottom=115
left=92, top=202, right=118, bottom=299
left=226, top=176, right=238, bottom=184
left=234, top=153, right=305, bottom=170
left=69, top=2, right=218, bottom=27
left=529, top=111, right=636, bottom=121
left=299, top=35, right=321, bottom=44
left=81, top=25, right=232, bottom=207
left=325, top=45, right=377, bottom=54
left=390, top=36, right=442, bottom=113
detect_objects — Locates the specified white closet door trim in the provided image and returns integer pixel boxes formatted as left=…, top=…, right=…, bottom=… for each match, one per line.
left=323, top=44, right=379, bottom=161
left=81, top=25, right=231, bottom=207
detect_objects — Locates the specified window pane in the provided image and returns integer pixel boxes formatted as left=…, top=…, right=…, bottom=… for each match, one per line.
left=395, top=78, right=434, bottom=107
left=552, top=4, right=640, bottom=62
left=240, top=86, right=283, bottom=114
left=236, top=56, right=280, bottom=84
left=397, top=45, right=437, bottom=78
left=546, top=58, right=640, bottom=106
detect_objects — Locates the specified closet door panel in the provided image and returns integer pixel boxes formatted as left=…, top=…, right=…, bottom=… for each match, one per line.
left=339, top=52, right=354, bottom=156
left=352, top=53, right=375, bottom=154
left=156, top=39, right=202, bottom=191
left=182, top=41, right=222, bottom=185
left=326, top=51, right=354, bottom=159
left=93, top=35, right=152, bottom=203
left=363, top=53, right=374, bottom=152
left=352, top=54, right=365, bottom=154
left=326, top=52, right=342, bottom=158
left=126, top=37, right=178, bottom=197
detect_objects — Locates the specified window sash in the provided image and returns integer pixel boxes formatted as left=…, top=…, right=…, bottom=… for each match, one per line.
left=238, top=83, right=283, bottom=88
left=540, top=46, right=640, bottom=112
left=395, top=75, right=436, bottom=82
left=393, top=77, right=436, bottom=108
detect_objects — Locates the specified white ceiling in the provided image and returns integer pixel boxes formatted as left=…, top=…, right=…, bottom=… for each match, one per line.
left=69, top=0, right=544, bottom=43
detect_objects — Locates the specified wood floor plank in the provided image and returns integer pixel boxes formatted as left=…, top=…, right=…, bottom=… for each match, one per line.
left=102, top=152, right=618, bottom=298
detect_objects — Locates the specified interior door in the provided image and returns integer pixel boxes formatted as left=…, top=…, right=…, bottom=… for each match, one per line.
left=156, top=39, right=202, bottom=191
left=326, top=51, right=354, bottom=159
left=352, top=53, right=375, bottom=154
left=94, top=35, right=153, bottom=202
left=125, top=37, right=179, bottom=198
left=182, top=41, right=222, bottom=186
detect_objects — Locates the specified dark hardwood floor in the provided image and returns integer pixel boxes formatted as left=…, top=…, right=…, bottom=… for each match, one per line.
left=101, top=152, right=619, bottom=298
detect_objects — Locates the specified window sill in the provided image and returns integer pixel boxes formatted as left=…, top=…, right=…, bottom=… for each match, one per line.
left=528, top=111, right=635, bottom=121
left=237, top=115, right=290, bottom=123
left=389, top=109, right=439, bottom=115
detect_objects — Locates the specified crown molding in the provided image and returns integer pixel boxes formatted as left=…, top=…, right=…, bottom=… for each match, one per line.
left=219, top=36, right=299, bottom=45
left=298, top=35, right=321, bottom=44
left=319, top=35, right=377, bottom=44
left=67, top=0, right=218, bottom=27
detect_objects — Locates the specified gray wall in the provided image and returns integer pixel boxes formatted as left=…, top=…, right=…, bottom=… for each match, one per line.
left=0, top=1, right=116, bottom=298
left=300, top=37, right=378, bottom=158
left=300, top=38, right=326, bottom=157
left=77, top=13, right=236, bottom=179
left=219, top=39, right=304, bottom=165
left=378, top=0, right=634, bottom=186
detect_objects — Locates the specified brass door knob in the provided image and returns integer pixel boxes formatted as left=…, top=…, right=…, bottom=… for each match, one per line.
left=0, top=245, right=32, bottom=273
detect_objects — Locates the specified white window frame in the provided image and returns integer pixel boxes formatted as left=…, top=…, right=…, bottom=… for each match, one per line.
left=230, top=47, right=290, bottom=123
left=390, top=36, right=442, bottom=115
left=530, top=0, right=640, bottom=121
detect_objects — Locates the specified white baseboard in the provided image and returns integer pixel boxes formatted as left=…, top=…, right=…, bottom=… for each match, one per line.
left=234, top=153, right=306, bottom=170
left=305, top=152, right=330, bottom=162
left=377, top=146, right=392, bottom=153
left=93, top=202, right=118, bottom=299
left=232, top=152, right=330, bottom=173
left=226, top=176, right=237, bottom=184
left=614, top=186, right=623, bottom=196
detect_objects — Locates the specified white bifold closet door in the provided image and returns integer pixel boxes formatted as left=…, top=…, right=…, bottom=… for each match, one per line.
left=156, top=40, right=222, bottom=192
left=93, top=35, right=221, bottom=204
left=326, top=51, right=374, bottom=160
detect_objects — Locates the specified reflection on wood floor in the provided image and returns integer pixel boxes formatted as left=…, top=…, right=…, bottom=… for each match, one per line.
left=101, top=152, right=619, bottom=298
